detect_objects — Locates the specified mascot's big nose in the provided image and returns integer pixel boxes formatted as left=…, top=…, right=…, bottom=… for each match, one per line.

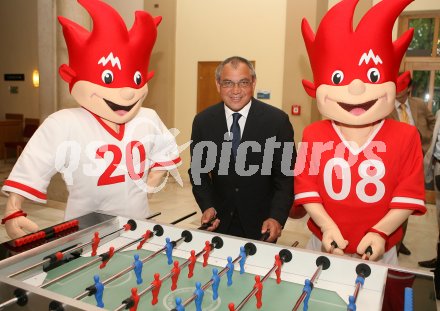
left=120, top=88, right=135, bottom=101
left=347, top=79, right=366, bottom=96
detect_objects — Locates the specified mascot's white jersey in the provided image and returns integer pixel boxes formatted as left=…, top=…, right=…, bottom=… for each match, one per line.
left=2, top=108, right=181, bottom=220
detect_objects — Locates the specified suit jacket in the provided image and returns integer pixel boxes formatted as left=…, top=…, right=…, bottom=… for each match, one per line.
left=389, top=97, right=435, bottom=154
left=189, top=98, right=296, bottom=239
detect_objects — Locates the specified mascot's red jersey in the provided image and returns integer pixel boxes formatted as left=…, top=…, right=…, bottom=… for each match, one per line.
left=294, top=119, right=425, bottom=253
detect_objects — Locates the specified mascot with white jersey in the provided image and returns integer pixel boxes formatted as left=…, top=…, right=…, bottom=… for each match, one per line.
left=1, top=0, right=181, bottom=238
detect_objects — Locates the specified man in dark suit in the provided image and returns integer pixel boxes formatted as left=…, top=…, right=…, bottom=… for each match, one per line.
left=388, top=77, right=435, bottom=256
left=388, top=78, right=435, bottom=155
left=189, top=56, right=296, bottom=242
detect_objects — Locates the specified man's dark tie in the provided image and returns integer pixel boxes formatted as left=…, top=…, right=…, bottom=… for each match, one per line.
left=230, top=112, right=242, bottom=159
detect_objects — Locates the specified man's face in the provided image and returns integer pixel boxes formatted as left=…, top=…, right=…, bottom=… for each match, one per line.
left=216, top=62, right=256, bottom=112
left=395, top=86, right=410, bottom=105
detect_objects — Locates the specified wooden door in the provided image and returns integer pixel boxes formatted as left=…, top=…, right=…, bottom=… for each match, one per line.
left=197, top=61, right=222, bottom=113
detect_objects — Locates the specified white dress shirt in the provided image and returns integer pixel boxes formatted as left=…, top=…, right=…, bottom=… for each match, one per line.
left=224, top=100, right=252, bottom=136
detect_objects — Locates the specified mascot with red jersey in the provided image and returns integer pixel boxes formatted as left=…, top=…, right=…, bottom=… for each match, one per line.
left=294, top=0, right=426, bottom=264
left=1, top=0, right=181, bottom=238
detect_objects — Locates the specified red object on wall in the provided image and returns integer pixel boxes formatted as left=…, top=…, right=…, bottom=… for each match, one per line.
left=291, top=105, right=301, bottom=115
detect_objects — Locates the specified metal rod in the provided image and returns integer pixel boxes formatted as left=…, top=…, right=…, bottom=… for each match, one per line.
left=0, top=297, right=18, bottom=310
left=353, top=282, right=361, bottom=302
left=41, top=233, right=147, bottom=289
left=41, top=256, right=102, bottom=289
left=350, top=273, right=366, bottom=307
left=346, top=278, right=363, bottom=311
left=170, top=211, right=197, bottom=225
left=234, top=263, right=278, bottom=311
left=182, top=255, right=242, bottom=308
left=8, top=222, right=132, bottom=278
left=292, top=265, right=323, bottom=311
left=113, top=243, right=214, bottom=311
left=77, top=236, right=185, bottom=301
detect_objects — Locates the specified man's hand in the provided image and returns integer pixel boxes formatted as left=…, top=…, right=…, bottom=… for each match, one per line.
left=4, top=193, right=38, bottom=239
left=261, top=218, right=282, bottom=242
left=201, top=208, right=220, bottom=231
left=321, top=224, right=348, bottom=256
left=357, top=232, right=386, bottom=261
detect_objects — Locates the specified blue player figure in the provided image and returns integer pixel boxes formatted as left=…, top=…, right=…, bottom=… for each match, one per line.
left=239, top=246, right=247, bottom=274
left=133, top=254, right=143, bottom=285
left=303, top=279, right=312, bottom=311
left=348, top=295, right=356, bottom=311
left=175, top=297, right=185, bottom=311
left=194, top=281, right=204, bottom=311
left=226, top=256, right=234, bottom=286
left=211, top=268, right=221, bottom=300
left=93, top=274, right=104, bottom=308
left=355, top=275, right=365, bottom=287
left=165, top=237, right=174, bottom=265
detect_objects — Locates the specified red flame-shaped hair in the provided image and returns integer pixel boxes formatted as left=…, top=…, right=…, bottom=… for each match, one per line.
left=58, top=0, right=161, bottom=91
left=301, top=0, right=414, bottom=98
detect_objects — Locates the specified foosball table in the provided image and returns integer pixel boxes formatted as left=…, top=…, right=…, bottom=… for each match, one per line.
left=0, top=212, right=436, bottom=311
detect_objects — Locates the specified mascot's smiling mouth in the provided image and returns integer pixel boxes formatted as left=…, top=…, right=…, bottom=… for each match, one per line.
left=337, top=99, right=377, bottom=116
left=104, top=99, right=137, bottom=116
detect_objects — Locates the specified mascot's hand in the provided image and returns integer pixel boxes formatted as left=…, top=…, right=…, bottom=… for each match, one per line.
left=357, top=232, right=386, bottom=261
left=321, top=224, right=348, bottom=256
left=3, top=193, right=38, bottom=239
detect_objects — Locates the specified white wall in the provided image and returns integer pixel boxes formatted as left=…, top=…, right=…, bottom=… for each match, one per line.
left=0, top=0, right=39, bottom=119
left=104, top=0, right=144, bottom=28
left=174, top=0, right=287, bottom=171
left=375, top=0, right=440, bottom=11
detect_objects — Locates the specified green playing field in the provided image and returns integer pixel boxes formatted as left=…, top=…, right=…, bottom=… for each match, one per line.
left=44, top=249, right=347, bottom=310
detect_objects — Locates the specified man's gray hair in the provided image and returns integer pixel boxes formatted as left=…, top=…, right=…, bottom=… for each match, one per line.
left=215, top=56, right=256, bottom=82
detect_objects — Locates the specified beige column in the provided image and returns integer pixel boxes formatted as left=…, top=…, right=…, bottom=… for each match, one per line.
left=56, top=0, right=91, bottom=110
left=37, top=0, right=57, bottom=121
left=282, top=0, right=329, bottom=144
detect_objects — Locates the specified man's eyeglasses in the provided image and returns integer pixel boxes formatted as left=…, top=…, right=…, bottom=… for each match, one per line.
left=219, top=79, right=252, bottom=89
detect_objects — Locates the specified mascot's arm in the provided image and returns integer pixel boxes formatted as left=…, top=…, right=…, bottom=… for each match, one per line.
left=357, top=209, right=412, bottom=261
left=146, top=170, right=167, bottom=199
left=3, top=193, right=38, bottom=239
left=304, top=202, right=348, bottom=255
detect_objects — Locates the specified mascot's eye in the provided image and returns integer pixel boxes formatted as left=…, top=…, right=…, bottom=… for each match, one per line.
left=367, top=68, right=380, bottom=83
left=101, top=70, right=114, bottom=84
left=134, top=71, right=142, bottom=85
left=331, top=70, right=344, bottom=84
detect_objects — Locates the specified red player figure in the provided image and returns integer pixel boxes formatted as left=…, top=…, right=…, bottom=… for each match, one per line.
left=129, top=287, right=140, bottom=311
left=171, top=261, right=181, bottom=291
left=91, top=232, right=100, bottom=256
left=151, top=273, right=162, bottom=305
left=188, top=250, right=196, bottom=278
left=137, top=229, right=152, bottom=250
left=228, top=302, right=236, bottom=311
left=99, top=246, right=115, bottom=269
left=254, top=275, right=263, bottom=309
left=203, top=241, right=211, bottom=267
left=274, top=254, right=282, bottom=284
